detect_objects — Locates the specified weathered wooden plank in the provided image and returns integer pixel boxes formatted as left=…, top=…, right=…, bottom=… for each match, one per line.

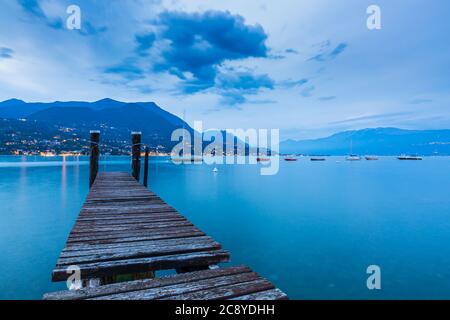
left=82, top=198, right=167, bottom=205
left=64, top=236, right=212, bottom=253
left=91, top=272, right=262, bottom=300
left=80, top=205, right=171, bottom=215
left=159, top=279, right=274, bottom=300
left=68, top=226, right=202, bottom=241
left=52, top=249, right=230, bottom=281
left=81, top=202, right=171, bottom=210
left=77, top=212, right=180, bottom=222
left=86, top=192, right=157, bottom=198
left=67, top=232, right=204, bottom=246
left=167, top=280, right=274, bottom=300
left=51, top=172, right=236, bottom=285
left=60, top=236, right=220, bottom=258
left=75, top=215, right=185, bottom=226
left=66, top=227, right=204, bottom=244
left=73, top=219, right=186, bottom=229
left=229, top=288, right=289, bottom=300
left=85, top=196, right=158, bottom=202
left=81, top=205, right=170, bottom=213
left=56, top=240, right=221, bottom=266
left=44, top=266, right=251, bottom=300
left=69, top=220, right=193, bottom=234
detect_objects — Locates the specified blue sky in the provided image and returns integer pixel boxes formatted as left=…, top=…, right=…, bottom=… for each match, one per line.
left=0, top=0, right=449, bottom=139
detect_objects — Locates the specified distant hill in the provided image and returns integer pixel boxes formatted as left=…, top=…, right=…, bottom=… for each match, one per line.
left=0, top=98, right=193, bottom=152
left=0, top=98, right=149, bottom=118
left=0, top=99, right=252, bottom=155
left=280, top=128, right=450, bottom=156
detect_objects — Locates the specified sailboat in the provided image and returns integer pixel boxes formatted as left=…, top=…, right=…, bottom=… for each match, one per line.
left=346, top=154, right=362, bottom=161
left=346, top=138, right=361, bottom=161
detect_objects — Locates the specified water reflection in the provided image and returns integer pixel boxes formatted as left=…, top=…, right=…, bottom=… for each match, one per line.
left=61, top=157, right=67, bottom=207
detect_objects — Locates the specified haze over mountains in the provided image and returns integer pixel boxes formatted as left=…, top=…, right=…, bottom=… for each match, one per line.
left=1, top=99, right=450, bottom=155
left=280, top=128, right=450, bottom=156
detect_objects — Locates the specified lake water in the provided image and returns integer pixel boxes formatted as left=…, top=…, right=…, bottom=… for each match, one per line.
left=1, top=155, right=450, bottom=300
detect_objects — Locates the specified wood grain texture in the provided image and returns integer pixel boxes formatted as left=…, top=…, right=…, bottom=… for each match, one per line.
left=51, top=172, right=229, bottom=281
left=44, top=265, right=288, bottom=301
left=45, top=172, right=287, bottom=301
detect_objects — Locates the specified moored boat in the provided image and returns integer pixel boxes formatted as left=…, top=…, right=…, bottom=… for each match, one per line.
left=398, top=155, right=423, bottom=160
left=365, top=156, right=379, bottom=160
left=172, top=156, right=203, bottom=163
left=310, top=157, right=326, bottom=161
left=346, top=154, right=361, bottom=161
left=284, top=157, right=298, bottom=161
left=257, top=157, right=270, bottom=162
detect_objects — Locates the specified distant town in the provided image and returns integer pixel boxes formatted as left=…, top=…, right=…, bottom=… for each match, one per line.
left=0, top=118, right=169, bottom=156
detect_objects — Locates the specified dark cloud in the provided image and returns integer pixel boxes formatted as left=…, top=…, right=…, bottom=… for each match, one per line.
left=17, top=0, right=64, bottom=29
left=137, top=10, right=269, bottom=92
left=215, top=71, right=274, bottom=105
left=0, top=47, right=14, bottom=59
left=216, top=71, right=274, bottom=91
left=79, top=21, right=108, bottom=36
left=285, top=48, right=299, bottom=54
left=17, top=0, right=44, bottom=17
left=104, top=58, right=145, bottom=81
left=329, top=43, right=348, bottom=58
left=309, top=42, right=348, bottom=62
left=109, top=10, right=272, bottom=104
left=220, top=91, right=247, bottom=105
left=135, top=33, right=156, bottom=56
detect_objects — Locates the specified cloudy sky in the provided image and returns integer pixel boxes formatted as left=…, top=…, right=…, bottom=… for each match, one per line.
left=0, top=0, right=449, bottom=139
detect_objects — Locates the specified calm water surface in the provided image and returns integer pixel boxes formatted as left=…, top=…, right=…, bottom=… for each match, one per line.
left=1, top=155, right=450, bottom=299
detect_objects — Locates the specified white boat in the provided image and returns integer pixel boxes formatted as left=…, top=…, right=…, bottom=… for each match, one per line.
left=346, top=137, right=361, bottom=161
left=172, top=156, right=203, bottom=163
left=346, top=155, right=361, bottom=161
left=398, top=155, right=423, bottom=160
left=213, top=167, right=218, bottom=172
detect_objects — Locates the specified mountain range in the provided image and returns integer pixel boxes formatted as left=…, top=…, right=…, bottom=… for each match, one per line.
left=0, top=99, right=251, bottom=155
left=1, top=99, right=450, bottom=156
left=0, top=98, right=192, bottom=153
left=280, top=128, right=450, bottom=156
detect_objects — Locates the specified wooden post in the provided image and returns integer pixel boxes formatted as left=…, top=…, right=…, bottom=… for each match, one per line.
left=131, top=132, right=141, bottom=181
left=143, top=146, right=149, bottom=187
left=89, top=130, right=100, bottom=188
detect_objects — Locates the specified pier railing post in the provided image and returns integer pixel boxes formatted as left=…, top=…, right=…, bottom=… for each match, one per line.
left=131, top=132, right=142, bottom=181
left=89, top=130, right=100, bottom=188
left=143, top=146, right=149, bottom=187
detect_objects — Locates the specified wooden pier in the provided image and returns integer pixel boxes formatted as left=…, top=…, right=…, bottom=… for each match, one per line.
left=43, top=132, right=287, bottom=300
left=51, top=172, right=229, bottom=282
